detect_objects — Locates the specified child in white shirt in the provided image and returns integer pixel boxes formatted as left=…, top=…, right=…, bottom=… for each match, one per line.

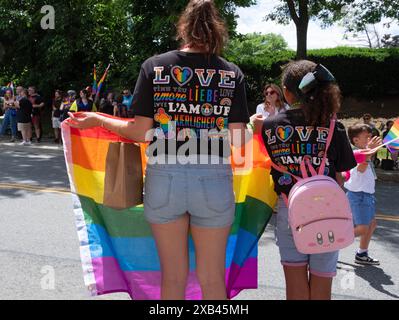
left=345, top=124, right=382, bottom=266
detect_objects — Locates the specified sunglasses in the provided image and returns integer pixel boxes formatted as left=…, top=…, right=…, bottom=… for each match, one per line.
left=265, top=90, right=277, bottom=96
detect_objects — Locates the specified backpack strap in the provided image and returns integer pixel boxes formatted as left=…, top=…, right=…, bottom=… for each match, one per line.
left=318, top=114, right=337, bottom=175
left=281, top=193, right=289, bottom=207
left=301, top=158, right=318, bottom=177
left=270, top=161, right=301, bottom=182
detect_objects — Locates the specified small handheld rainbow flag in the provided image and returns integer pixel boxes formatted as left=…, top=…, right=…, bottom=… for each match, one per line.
left=96, top=64, right=111, bottom=98
left=61, top=115, right=277, bottom=300
left=92, top=65, right=97, bottom=96
left=383, top=119, right=399, bottom=152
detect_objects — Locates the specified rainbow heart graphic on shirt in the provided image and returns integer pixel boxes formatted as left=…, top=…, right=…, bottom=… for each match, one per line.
left=216, top=117, right=228, bottom=130
left=154, top=108, right=172, bottom=134
left=276, top=126, right=294, bottom=142
left=171, top=66, right=193, bottom=86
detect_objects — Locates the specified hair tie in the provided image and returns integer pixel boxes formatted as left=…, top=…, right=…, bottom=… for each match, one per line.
left=299, top=64, right=336, bottom=95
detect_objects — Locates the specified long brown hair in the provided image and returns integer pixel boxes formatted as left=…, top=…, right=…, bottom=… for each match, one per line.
left=282, top=60, right=341, bottom=126
left=176, top=0, right=228, bottom=55
left=263, top=83, right=285, bottom=110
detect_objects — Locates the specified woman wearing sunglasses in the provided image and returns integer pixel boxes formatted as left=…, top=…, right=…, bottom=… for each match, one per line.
left=255, top=84, right=287, bottom=119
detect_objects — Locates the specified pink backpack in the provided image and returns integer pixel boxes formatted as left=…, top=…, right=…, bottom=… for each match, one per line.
left=271, top=116, right=354, bottom=254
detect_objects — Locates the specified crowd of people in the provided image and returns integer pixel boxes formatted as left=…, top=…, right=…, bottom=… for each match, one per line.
left=0, top=86, right=134, bottom=145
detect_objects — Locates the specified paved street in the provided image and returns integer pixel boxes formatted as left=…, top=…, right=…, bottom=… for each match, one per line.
left=0, top=142, right=398, bottom=300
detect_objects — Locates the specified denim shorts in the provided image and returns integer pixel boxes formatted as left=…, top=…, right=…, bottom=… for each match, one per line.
left=347, top=191, right=376, bottom=226
left=275, top=197, right=339, bottom=278
left=143, top=160, right=235, bottom=228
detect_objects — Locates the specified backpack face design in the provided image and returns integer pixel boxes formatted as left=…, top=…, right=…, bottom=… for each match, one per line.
left=288, top=175, right=354, bottom=254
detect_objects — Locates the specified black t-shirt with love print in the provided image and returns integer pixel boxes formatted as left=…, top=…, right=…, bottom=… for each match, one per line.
left=132, top=50, right=249, bottom=158
left=262, top=109, right=357, bottom=196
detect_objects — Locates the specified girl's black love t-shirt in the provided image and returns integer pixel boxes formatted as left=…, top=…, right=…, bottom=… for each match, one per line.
left=262, top=109, right=357, bottom=195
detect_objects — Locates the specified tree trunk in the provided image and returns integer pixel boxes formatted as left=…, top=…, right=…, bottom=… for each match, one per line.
left=296, top=20, right=308, bottom=60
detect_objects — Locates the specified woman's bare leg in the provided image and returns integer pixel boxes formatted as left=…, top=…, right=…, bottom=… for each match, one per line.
left=191, top=225, right=231, bottom=300
left=150, top=214, right=190, bottom=300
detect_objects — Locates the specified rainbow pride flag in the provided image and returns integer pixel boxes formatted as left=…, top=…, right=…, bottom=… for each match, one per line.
left=61, top=117, right=277, bottom=300
left=384, top=119, right=399, bottom=152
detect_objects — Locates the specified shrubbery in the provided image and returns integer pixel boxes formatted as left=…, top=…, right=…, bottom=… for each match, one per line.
left=228, top=47, right=399, bottom=113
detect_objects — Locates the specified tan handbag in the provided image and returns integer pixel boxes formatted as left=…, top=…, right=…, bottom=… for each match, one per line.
left=103, top=142, right=143, bottom=210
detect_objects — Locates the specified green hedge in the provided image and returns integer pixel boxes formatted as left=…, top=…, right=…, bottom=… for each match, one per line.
left=230, top=47, right=399, bottom=114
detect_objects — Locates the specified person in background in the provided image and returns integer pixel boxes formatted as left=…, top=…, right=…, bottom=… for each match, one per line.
left=114, top=95, right=128, bottom=118
left=122, top=89, right=134, bottom=118
left=16, top=86, right=24, bottom=102
left=100, top=92, right=116, bottom=116
left=0, top=89, right=18, bottom=142
left=382, top=120, right=398, bottom=165
left=69, top=89, right=97, bottom=113
left=28, top=86, right=45, bottom=143
left=255, top=84, right=288, bottom=119
left=362, top=114, right=376, bottom=130
left=52, top=90, right=63, bottom=144
left=362, top=114, right=380, bottom=165
left=15, top=88, right=33, bottom=146
left=59, top=90, right=76, bottom=123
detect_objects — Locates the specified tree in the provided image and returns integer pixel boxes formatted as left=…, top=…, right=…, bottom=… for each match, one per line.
left=0, top=0, right=132, bottom=94
left=343, top=0, right=399, bottom=30
left=266, top=0, right=399, bottom=59
left=224, top=32, right=288, bottom=62
left=265, top=0, right=351, bottom=60
left=339, top=0, right=399, bottom=49
left=0, top=0, right=255, bottom=96
left=343, top=24, right=383, bottom=49
left=382, top=34, right=399, bottom=48
left=331, top=0, right=399, bottom=51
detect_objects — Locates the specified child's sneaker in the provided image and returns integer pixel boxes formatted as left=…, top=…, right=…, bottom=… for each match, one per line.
left=355, top=252, right=380, bottom=266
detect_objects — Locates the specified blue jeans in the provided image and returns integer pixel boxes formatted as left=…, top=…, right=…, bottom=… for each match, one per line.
left=1, top=109, right=17, bottom=137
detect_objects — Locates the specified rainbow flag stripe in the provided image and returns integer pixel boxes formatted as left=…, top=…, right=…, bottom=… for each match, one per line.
left=61, top=118, right=277, bottom=300
left=384, top=119, right=399, bottom=152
